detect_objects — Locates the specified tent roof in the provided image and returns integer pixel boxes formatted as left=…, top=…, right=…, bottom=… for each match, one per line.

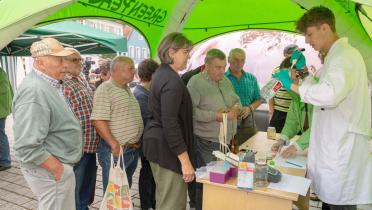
left=39, top=0, right=304, bottom=56
left=0, top=0, right=370, bottom=77
left=0, top=0, right=76, bottom=51
left=39, top=0, right=371, bottom=56
left=1, top=20, right=127, bottom=56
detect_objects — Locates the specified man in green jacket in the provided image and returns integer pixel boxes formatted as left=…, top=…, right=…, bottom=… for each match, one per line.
left=0, top=67, right=13, bottom=171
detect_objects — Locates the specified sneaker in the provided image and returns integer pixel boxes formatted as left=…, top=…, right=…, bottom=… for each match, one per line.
left=0, top=165, right=11, bottom=171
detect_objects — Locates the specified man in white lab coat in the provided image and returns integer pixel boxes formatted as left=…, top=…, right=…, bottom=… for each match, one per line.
left=274, top=6, right=372, bottom=210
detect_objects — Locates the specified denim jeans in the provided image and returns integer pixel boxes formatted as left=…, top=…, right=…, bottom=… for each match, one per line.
left=73, top=153, right=97, bottom=210
left=97, top=140, right=139, bottom=194
left=194, top=135, right=219, bottom=210
left=0, top=118, right=11, bottom=167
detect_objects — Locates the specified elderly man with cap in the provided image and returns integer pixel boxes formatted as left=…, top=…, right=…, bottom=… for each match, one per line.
left=13, top=38, right=83, bottom=210
left=62, top=48, right=99, bottom=210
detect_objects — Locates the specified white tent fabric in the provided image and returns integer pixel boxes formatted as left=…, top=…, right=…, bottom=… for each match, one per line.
left=0, top=56, right=17, bottom=90
left=155, top=0, right=198, bottom=59
left=0, top=0, right=77, bottom=50
left=352, top=0, right=372, bottom=7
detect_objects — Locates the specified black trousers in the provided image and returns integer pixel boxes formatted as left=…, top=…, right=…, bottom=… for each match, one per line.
left=139, top=156, right=156, bottom=209
left=322, top=202, right=356, bottom=210
left=269, top=110, right=288, bottom=133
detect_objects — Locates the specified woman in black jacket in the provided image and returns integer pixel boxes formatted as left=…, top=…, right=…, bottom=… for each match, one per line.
left=142, top=32, right=195, bottom=210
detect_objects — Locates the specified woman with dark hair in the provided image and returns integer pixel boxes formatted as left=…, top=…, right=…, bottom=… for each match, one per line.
left=142, top=32, right=195, bottom=210
left=133, top=59, right=159, bottom=210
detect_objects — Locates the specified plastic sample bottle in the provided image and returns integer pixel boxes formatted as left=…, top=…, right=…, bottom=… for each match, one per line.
left=260, top=78, right=283, bottom=100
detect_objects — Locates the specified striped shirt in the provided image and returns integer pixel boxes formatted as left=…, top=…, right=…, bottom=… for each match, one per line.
left=225, top=69, right=262, bottom=106
left=91, top=79, right=143, bottom=145
left=63, top=74, right=99, bottom=153
left=273, top=88, right=292, bottom=112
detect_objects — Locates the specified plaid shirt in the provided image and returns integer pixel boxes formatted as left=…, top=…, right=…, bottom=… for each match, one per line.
left=63, top=74, right=99, bottom=153
left=225, top=69, right=262, bottom=106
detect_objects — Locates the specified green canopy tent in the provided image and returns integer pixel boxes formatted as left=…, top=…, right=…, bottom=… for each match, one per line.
left=0, top=0, right=371, bottom=78
left=39, top=0, right=372, bottom=80
left=0, top=0, right=77, bottom=51
left=1, top=20, right=127, bottom=56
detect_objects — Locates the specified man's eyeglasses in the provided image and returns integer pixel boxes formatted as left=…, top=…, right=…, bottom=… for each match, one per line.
left=63, top=57, right=83, bottom=63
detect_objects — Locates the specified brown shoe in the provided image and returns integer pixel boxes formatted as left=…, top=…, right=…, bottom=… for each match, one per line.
left=310, top=192, right=320, bottom=201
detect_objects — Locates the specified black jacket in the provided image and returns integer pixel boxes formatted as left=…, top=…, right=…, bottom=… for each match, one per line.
left=143, top=64, right=195, bottom=174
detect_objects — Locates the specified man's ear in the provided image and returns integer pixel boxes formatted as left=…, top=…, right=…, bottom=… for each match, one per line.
left=320, top=23, right=331, bottom=33
left=33, top=58, right=44, bottom=70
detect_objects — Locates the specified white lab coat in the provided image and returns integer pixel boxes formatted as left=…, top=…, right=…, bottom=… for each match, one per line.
left=299, top=38, right=372, bottom=205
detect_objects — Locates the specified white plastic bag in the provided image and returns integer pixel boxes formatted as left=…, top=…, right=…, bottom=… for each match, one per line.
left=99, top=149, right=133, bottom=210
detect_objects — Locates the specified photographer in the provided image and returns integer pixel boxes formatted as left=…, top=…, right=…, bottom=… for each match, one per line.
left=83, top=57, right=95, bottom=82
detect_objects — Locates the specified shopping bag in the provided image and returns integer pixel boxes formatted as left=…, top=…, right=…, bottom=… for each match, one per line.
left=99, top=149, right=133, bottom=210
left=234, top=112, right=257, bottom=146
left=219, top=113, right=229, bottom=154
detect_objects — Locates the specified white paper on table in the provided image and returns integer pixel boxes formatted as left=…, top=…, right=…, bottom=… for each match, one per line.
left=274, top=154, right=307, bottom=169
left=268, top=174, right=312, bottom=196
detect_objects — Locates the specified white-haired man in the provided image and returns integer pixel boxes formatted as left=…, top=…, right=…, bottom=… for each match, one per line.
left=13, top=38, right=83, bottom=210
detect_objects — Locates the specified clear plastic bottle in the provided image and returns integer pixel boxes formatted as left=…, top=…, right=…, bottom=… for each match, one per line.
left=260, top=78, right=283, bottom=100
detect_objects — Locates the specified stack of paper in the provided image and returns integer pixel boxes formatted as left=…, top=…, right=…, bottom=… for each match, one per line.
left=268, top=174, right=312, bottom=196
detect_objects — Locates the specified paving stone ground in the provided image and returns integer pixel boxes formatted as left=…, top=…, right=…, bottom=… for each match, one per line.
left=1, top=116, right=371, bottom=210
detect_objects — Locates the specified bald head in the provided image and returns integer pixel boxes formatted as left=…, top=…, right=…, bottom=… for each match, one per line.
left=110, top=56, right=135, bottom=86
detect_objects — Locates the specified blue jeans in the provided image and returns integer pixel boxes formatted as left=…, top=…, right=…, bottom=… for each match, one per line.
left=97, top=140, right=139, bottom=194
left=194, top=135, right=219, bottom=210
left=0, top=118, right=11, bottom=167
left=73, top=153, right=97, bottom=210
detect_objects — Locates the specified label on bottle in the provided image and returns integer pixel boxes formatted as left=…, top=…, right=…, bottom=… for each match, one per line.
left=273, top=81, right=282, bottom=92
left=260, top=78, right=283, bottom=100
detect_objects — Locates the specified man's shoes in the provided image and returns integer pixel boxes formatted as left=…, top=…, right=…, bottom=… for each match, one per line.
left=0, top=165, right=11, bottom=171
left=310, top=192, right=320, bottom=201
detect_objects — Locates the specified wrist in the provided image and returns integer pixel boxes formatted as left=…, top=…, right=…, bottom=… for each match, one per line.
left=108, top=139, right=120, bottom=148
left=292, top=142, right=303, bottom=152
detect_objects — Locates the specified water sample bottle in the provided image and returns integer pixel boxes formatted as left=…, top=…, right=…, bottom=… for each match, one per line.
left=254, top=152, right=268, bottom=188
left=260, top=78, right=283, bottom=100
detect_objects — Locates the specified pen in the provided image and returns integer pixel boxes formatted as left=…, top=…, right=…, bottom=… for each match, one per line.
left=285, top=160, right=302, bottom=168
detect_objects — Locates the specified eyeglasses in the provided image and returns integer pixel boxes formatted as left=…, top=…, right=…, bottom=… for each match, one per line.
left=295, top=69, right=309, bottom=79
left=63, top=57, right=83, bottom=63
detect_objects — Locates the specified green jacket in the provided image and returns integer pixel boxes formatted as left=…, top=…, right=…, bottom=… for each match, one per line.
left=0, top=68, right=14, bottom=118
left=281, top=92, right=313, bottom=151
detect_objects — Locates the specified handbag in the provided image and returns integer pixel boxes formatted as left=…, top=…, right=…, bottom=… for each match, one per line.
left=234, top=111, right=258, bottom=146
left=99, top=149, right=133, bottom=210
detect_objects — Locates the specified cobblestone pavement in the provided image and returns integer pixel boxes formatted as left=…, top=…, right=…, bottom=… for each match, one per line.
left=1, top=116, right=372, bottom=210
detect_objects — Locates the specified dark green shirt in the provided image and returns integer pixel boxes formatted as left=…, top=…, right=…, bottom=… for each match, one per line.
left=0, top=68, right=13, bottom=118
